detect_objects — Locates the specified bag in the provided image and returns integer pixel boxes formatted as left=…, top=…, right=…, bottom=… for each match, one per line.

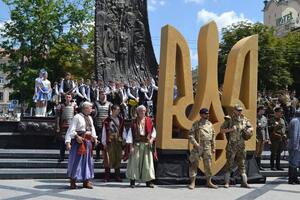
left=241, top=128, right=253, bottom=140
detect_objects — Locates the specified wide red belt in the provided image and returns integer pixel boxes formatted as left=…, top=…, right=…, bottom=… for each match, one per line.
left=77, top=134, right=93, bottom=156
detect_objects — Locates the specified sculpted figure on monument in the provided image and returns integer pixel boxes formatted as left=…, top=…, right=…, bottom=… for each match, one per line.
left=95, top=0, right=158, bottom=83
left=133, top=19, right=146, bottom=71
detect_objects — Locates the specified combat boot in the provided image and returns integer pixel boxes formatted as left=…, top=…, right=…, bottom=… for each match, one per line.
left=224, top=172, right=230, bottom=188
left=240, top=173, right=251, bottom=188
left=188, top=176, right=196, bottom=189
left=207, top=177, right=218, bottom=189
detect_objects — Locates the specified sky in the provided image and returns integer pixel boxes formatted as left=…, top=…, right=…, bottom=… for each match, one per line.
left=0, top=0, right=265, bottom=67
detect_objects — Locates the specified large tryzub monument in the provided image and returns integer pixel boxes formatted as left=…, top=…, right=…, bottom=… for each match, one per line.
left=95, top=0, right=158, bottom=83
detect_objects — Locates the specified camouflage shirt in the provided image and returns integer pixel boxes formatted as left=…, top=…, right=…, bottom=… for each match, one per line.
left=221, top=114, right=252, bottom=143
left=189, top=120, right=216, bottom=150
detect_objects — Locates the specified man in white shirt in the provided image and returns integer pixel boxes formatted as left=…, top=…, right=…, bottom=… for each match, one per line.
left=65, top=101, right=98, bottom=189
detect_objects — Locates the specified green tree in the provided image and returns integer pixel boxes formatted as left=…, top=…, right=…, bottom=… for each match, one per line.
left=280, top=32, right=300, bottom=91
left=0, top=0, right=94, bottom=103
left=219, top=21, right=293, bottom=91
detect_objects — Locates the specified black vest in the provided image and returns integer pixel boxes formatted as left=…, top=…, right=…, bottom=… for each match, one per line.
left=63, top=80, right=73, bottom=93
left=90, top=88, right=98, bottom=102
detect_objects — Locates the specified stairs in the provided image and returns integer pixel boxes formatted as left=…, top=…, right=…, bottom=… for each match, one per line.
left=0, top=149, right=298, bottom=179
left=259, top=151, right=300, bottom=177
left=0, top=149, right=127, bottom=179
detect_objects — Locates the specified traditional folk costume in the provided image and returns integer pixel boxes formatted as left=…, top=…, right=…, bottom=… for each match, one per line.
left=93, top=99, right=112, bottom=160
left=56, top=101, right=77, bottom=161
left=102, top=116, right=126, bottom=181
left=126, top=116, right=156, bottom=187
left=34, top=70, right=52, bottom=117
left=65, top=113, right=97, bottom=188
left=59, top=78, right=76, bottom=103
left=75, top=83, right=89, bottom=106
left=89, top=85, right=99, bottom=103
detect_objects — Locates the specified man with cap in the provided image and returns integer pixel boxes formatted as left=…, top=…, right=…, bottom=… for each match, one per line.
left=288, top=109, right=300, bottom=184
left=221, top=104, right=253, bottom=188
left=269, top=106, right=287, bottom=171
left=188, top=108, right=218, bottom=189
left=255, top=105, right=270, bottom=170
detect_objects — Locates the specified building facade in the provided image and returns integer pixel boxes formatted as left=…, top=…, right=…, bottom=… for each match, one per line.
left=263, top=0, right=300, bottom=36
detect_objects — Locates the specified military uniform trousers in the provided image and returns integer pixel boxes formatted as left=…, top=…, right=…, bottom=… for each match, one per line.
left=104, top=138, right=123, bottom=169
left=189, top=143, right=213, bottom=178
left=225, top=141, right=246, bottom=175
left=270, top=139, right=284, bottom=168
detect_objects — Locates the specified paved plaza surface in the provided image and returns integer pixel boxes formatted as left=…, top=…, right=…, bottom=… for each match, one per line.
left=0, top=177, right=299, bottom=200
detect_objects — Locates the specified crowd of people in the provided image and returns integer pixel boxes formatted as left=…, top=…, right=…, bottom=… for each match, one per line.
left=255, top=89, right=300, bottom=185
left=33, top=70, right=300, bottom=189
left=46, top=71, right=158, bottom=189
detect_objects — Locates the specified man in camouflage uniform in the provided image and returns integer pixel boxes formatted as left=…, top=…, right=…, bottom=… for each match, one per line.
left=188, top=108, right=218, bottom=189
left=221, top=104, right=253, bottom=188
left=269, top=107, right=287, bottom=171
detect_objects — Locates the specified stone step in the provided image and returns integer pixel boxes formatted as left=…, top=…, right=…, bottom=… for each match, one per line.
left=261, top=170, right=300, bottom=177
left=0, top=149, right=62, bottom=159
left=0, top=149, right=105, bottom=159
left=260, top=160, right=289, bottom=168
left=0, top=168, right=127, bottom=179
left=0, top=158, right=127, bottom=169
left=261, top=151, right=289, bottom=160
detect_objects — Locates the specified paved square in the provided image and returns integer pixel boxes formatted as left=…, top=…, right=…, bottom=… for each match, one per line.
left=0, top=177, right=299, bottom=200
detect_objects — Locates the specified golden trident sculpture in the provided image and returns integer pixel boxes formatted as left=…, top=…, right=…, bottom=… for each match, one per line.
left=156, top=21, right=258, bottom=175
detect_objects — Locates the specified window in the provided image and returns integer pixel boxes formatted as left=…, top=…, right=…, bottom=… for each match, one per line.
left=0, top=92, right=3, bottom=101
left=0, top=76, right=4, bottom=84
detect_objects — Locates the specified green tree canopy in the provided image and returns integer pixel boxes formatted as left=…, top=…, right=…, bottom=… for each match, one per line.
left=0, top=0, right=94, bottom=103
left=218, top=21, right=296, bottom=92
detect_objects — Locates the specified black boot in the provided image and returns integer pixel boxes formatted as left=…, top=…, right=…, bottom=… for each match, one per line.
left=104, top=167, right=110, bottom=182
left=276, top=155, right=284, bottom=171
left=293, top=167, right=300, bottom=184
left=115, top=168, right=122, bottom=182
left=58, top=141, right=65, bottom=162
left=130, top=179, right=135, bottom=188
left=270, top=153, right=276, bottom=170
left=288, top=166, right=293, bottom=184
left=146, top=181, right=154, bottom=188
left=256, top=157, right=264, bottom=171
